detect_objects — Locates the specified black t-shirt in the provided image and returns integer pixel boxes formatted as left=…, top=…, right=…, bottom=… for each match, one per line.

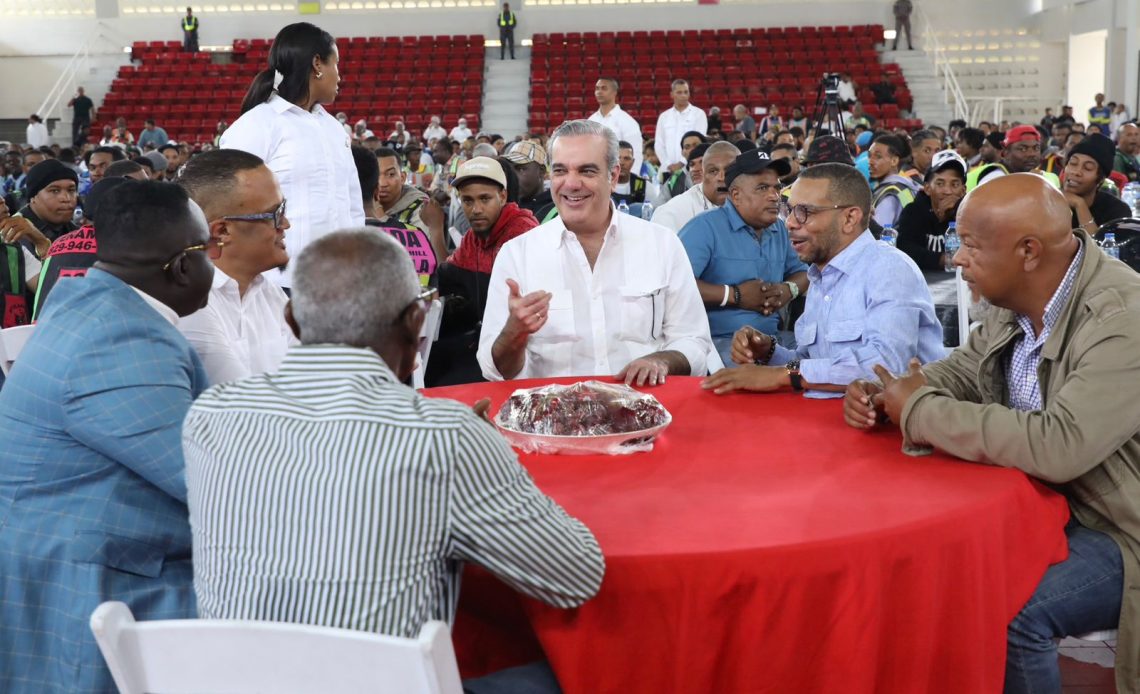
left=1072, top=190, right=1132, bottom=230
left=72, top=96, right=94, bottom=120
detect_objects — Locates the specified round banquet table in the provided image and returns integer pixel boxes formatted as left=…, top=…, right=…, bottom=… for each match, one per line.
left=424, top=376, right=1071, bottom=694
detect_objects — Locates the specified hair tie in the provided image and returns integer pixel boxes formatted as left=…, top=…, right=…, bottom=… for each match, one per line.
left=272, top=70, right=285, bottom=90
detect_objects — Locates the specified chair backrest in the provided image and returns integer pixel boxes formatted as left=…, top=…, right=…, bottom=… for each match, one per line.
left=90, top=601, right=463, bottom=694
left=0, top=324, right=34, bottom=376
left=413, top=298, right=444, bottom=389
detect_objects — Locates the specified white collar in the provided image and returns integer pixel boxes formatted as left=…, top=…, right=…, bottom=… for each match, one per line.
left=130, top=286, right=179, bottom=326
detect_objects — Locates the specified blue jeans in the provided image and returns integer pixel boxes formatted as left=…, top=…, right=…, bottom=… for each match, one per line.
left=464, top=660, right=561, bottom=694
left=1004, top=521, right=1123, bottom=694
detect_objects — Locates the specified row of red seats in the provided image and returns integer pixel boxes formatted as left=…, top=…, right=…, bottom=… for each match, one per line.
left=534, top=25, right=883, bottom=43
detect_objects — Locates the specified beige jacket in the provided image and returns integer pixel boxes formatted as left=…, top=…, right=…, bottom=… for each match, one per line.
left=900, top=231, right=1140, bottom=693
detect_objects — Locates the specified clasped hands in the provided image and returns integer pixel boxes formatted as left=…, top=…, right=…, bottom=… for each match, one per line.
left=843, top=358, right=928, bottom=430
left=736, top=279, right=791, bottom=316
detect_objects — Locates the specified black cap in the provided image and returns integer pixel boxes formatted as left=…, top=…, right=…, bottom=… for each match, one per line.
left=803, top=135, right=854, bottom=166
left=724, top=150, right=792, bottom=188
left=1068, top=133, right=1116, bottom=178
left=984, top=131, right=1005, bottom=150
left=26, top=159, right=78, bottom=200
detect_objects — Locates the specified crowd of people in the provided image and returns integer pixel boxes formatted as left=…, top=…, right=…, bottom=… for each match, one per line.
left=0, top=17, right=1138, bottom=694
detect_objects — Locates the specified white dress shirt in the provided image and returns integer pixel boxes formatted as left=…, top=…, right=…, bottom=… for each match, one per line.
left=220, top=94, right=364, bottom=287
left=651, top=183, right=716, bottom=233
left=25, top=122, right=50, bottom=149
left=478, top=207, right=712, bottom=380
left=178, top=267, right=297, bottom=386
left=588, top=105, right=643, bottom=175
left=423, top=124, right=447, bottom=142
left=449, top=126, right=472, bottom=142
left=838, top=79, right=857, bottom=104
left=654, top=105, right=708, bottom=169
left=129, top=286, right=178, bottom=326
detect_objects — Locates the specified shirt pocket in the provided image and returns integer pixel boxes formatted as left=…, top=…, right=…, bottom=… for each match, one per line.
left=826, top=319, right=864, bottom=347
left=619, top=285, right=666, bottom=344
left=532, top=290, right=576, bottom=343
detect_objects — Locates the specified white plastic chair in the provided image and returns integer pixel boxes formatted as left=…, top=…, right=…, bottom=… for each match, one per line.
left=413, top=298, right=444, bottom=389
left=1075, top=629, right=1118, bottom=642
left=90, top=601, right=463, bottom=694
left=0, top=324, right=34, bottom=376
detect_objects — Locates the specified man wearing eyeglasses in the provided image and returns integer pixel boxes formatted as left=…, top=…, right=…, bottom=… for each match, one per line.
left=176, top=149, right=297, bottom=386
left=678, top=149, right=809, bottom=369
left=702, top=163, right=944, bottom=396
left=0, top=180, right=215, bottom=693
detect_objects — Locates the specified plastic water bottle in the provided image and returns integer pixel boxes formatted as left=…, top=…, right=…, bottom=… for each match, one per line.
left=640, top=201, right=654, bottom=221
left=880, top=226, right=897, bottom=246
left=1102, top=232, right=1120, bottom=260
left=1123, top=182, right=1140, bottom=216
left=617, top=199, right=630, bottom=216
left=943, top=221, right=960, bottom=272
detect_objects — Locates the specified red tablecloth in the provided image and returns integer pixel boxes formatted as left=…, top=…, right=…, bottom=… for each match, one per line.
left=425, top=377, right=1070, bottom=694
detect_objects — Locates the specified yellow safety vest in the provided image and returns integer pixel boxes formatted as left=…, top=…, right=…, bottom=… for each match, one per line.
left=498, top=11, right=516, bottom=27
left=182, top=16, right=198, bottom=32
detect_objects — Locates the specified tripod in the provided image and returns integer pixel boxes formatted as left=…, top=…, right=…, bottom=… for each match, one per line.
left=808, top=74, right=847, bottom=143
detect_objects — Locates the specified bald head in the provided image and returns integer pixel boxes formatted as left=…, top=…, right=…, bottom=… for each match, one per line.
left=955, top=174, right=1080, bottom=318
left=958, top=174, right=1071, bottom=247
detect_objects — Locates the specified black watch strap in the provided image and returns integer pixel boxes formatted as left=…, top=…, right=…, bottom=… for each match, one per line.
left=732, top=285, right=742, bottom=307
left=786, top=359, right=803, bottom=391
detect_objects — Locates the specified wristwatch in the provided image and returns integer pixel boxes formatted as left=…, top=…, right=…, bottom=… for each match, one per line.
left=784, top=281, right=800, bottom=301
left=786, top=359, right=803, bottom=391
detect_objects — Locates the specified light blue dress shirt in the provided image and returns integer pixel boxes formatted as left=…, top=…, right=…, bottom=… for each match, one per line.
left=771, top=230, right=946, bottom=398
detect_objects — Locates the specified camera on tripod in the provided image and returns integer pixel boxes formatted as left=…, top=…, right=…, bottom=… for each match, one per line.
left=810, top=72, right=847, bottom=141
left=821, top=73, right=841, bottom=99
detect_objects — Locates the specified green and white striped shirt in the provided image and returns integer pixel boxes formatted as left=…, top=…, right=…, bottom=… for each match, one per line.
left=183, top=344, right=605, bottom=637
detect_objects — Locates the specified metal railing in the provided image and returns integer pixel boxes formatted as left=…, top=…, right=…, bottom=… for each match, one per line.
left=914, top=1, right=969, bottom=122
left=36, top=22, right=131, bottom=135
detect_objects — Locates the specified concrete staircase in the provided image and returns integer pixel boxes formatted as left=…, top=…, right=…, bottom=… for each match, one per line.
left=480, top=47, right=530, bottom=139
left=880, top=48, right=955, bottom=128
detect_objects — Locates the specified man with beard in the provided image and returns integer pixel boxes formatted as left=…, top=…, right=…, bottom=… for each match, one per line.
left=652, top=141, right=739, bottom=232
left=702, top=163, right=942, bottom=396
left=905, top=129, right=943, bottom=184
left=896, top=150, right=968, bottom=271
left=678, top=150, right=808, bottom=368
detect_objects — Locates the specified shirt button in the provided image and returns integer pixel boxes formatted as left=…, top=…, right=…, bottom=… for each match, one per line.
left=824, top=295, right=831, bottom=302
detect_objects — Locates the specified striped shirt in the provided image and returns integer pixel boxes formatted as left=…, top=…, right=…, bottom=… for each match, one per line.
left=1006, top=243, right=1084, bottom=411
left=183, top=345, right=605, bottom=637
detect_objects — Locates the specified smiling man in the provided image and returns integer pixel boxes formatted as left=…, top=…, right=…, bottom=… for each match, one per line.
left=703, top=163, right=942, bottom=397
left=678, top=149, right=808, bottom=368
left=478, top=119, right=711, bottom=385
left=176, top=148, right=297, bottom=385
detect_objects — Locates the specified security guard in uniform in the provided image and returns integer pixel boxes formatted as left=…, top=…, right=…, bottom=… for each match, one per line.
left=497, top=2, right=516, bottom=60
left=182, top=7, right=199, bottom=52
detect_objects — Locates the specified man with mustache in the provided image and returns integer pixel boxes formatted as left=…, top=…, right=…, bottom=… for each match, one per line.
left=652, top=141, right=739, bottom=232
left=967, top=125, right=1060, bottom=191
left=678, top=149, right=809, bottom=368
left=702, top=163, right=942, bottom=395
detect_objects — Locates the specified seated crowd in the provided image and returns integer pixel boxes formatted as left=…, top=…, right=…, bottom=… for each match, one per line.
left=0, top=22, right=1138, bottom=694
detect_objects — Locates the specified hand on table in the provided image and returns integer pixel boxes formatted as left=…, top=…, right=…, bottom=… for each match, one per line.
left=502, top=279, right=551, bottom=339
left=871, top=358, right=928, bottom=425
left=472, top=397, right=492, bottom=423
left=617, top=356, right=670, bottom=387
left=843, top=379, right=886, bottom=430
left=730, top=326, right=773, bottom=365
left=701, top=364, right=786, bottom=395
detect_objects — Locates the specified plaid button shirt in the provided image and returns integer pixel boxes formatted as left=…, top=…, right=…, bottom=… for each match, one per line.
left=1006, top=244, right=1085, bottom=411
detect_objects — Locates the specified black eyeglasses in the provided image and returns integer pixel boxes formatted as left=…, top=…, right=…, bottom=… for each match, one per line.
left=222, top=199, right=287, bottom=229
left=779, top=200, right=856, bottom=224
left=162, top=243, right=210, bottom=271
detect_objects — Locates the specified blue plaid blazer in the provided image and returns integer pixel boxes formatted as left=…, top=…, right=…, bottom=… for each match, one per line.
left=0, top=269, right=207, bottom=693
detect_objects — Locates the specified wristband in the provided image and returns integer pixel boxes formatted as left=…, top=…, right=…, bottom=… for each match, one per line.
left=732, top=285, right=742, bottom=307
left=719, top=284, right=731, bottom=307
left=754, top=336, right=777, bottom=366
left=784, top=281, right=800, bottom=301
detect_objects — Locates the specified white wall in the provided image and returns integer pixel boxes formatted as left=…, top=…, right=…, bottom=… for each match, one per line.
left=1068, top=29, right=1107, bottom=114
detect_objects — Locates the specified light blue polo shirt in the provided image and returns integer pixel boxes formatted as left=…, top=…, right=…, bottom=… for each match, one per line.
left=678, top=199, right=807, bottom=339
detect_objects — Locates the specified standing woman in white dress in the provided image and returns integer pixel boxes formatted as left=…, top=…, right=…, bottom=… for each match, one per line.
left=221, top=22, right=364, bottom=289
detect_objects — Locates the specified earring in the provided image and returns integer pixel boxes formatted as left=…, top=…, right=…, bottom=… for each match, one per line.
left=217, top=241, right=227, bottom=248
left=315, top=71, right=323, bottom=79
